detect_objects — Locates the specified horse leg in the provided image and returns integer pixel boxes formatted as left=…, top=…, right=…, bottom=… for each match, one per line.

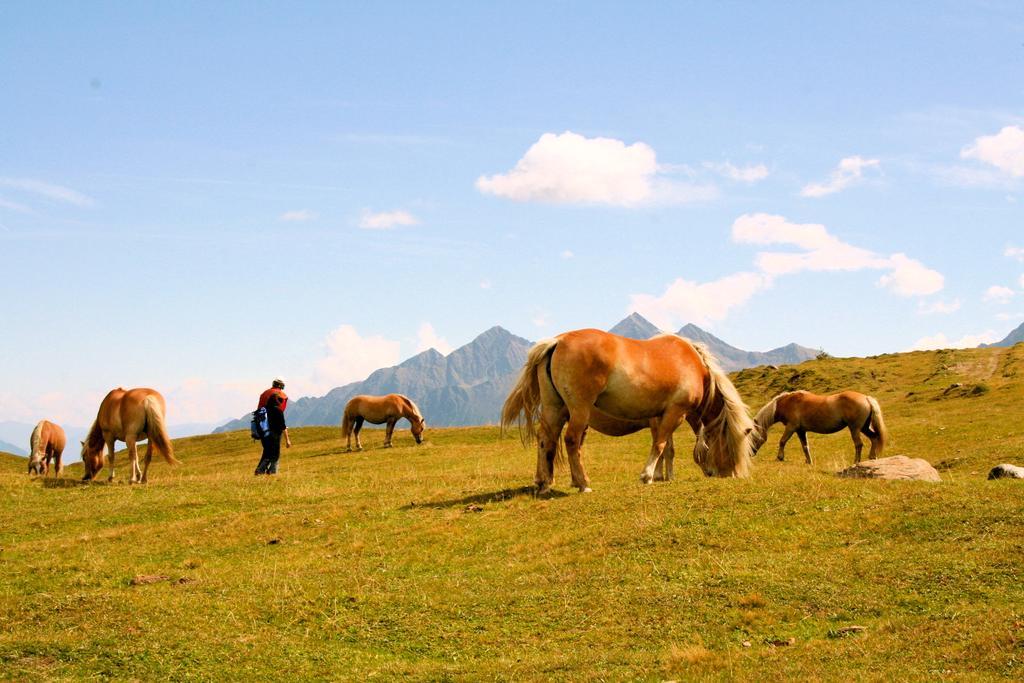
left=651, top=423, right=665, bottom=481
left=107, top=439, right=118, bottom=482
left=796, top=429, right=812, bottom=465
left=848, top=425, right=864, bottom=463
left=536, top=408, right=566, bottom=494
left=641, top=409, right=685, bottom=484
left=563, top=407, right=593, bottom=493
left=54, top=453, right=63, bottom=478
left=125, top=436, right=140, bottom=483
left=141, top=440, right=153, bottom=483
left=384, top=419, right=396, bottom=448
left=776, top=424, right=796, bottom=461
left=354, top=417, right=364, bottom=451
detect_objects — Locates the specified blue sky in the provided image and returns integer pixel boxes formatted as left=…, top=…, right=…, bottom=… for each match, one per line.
left=1, top=1, right=1023, bottom=429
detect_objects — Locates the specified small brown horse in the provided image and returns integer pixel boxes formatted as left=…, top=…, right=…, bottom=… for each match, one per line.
left=342, top=394, right=425, bottom=451
left=751, top=390, right=888, bottom=464
left=502, top=329, right=754, bottom=493
left=81, top=388, right=178, bottom=483
left=28, top=420, right=67, bottom=477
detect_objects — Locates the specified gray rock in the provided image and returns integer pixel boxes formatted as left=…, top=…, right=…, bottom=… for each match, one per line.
left=836, top=455, right=941, bottom=482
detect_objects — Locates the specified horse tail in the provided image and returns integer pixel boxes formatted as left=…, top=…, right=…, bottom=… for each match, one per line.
left=865, top=395, right=888, bottom=457
left=143, top=396, right=178, bottom=465
left=501, top=338, right=558, bottom=446
left=692, top=343, right=754, bottom=478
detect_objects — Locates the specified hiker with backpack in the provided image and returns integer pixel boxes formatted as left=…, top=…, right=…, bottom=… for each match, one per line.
left=253, top=378, right=291, bottom=475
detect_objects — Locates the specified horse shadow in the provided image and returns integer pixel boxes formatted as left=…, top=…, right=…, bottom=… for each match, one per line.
left=41, top=477, right=109, bottom=489
left=401, top=485, right=567, bottom=510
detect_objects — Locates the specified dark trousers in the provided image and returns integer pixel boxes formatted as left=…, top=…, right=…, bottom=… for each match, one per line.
left=255, top=432, right=282, bottom=474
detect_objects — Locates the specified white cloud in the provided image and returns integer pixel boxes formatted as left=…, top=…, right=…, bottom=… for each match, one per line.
left=983, top=285, right=1014, bottom=304
left=961, top=125, right=1024, bottom=177
left=531, top=311, right=551, bottom=328
left=1005, top=246, right=1024, bottom=262
left=733, top=213, right=943, bottom=296
left=909, top=330, right=1000, bottom=351
left=560, top=250, right=575, bottom=259
left=996, top=311, right=1023, bottom=321
left=0, top=177, right=96, bottom=207
left=800, top=156, right=880, bottom=197
left=475, top=131, right=717, bottom=206
left=1020, top=273, right=1024, bottom=289
left=918, top=298, right=961, bottom=315
left=704, top=161, right=769, bottom=183
left=415, top=322, right=453, bottom=355
left=0, top=197, right=33, bottom=213
left=359, top=209, right=419, bottom=230
left=479, top=279, right=492, bottom=290
left=280, top=209, right=318, bottom=222
left=629, top=272, right=770, bottom=330
left=878, top=254, right=945, bottom=297
left=631, top=213, right=945, bottom=330
left=313, top=325, right=402, bottom=391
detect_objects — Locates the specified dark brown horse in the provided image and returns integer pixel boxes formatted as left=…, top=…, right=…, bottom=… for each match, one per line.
left=341, top=394, right=425, bottom=451
left=502, top=329, right=754, bottom=493
left=81, top=388, right=178, bottom=483
left=751, top=390, right=888, bottom=464
left=28, top=420, right=66, bottom=477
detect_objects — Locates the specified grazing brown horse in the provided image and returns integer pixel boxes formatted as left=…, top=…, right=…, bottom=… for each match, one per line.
left=502, top=329, right=754, bottom=493
left=342, top=394, right=425, bottom=451
left=751, top=390, right=888, bottom=464
left=27, top=420, right=67, bottom=477
left=81, top=388, right=178, bottom=483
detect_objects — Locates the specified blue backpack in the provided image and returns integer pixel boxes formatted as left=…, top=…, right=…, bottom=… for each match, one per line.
left=250, top=407, right=269, bottom=440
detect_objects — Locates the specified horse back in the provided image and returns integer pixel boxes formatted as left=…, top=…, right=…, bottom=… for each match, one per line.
left=42, top=420, right=66, bottom=455
left=553, top=329, right=706, bottom=417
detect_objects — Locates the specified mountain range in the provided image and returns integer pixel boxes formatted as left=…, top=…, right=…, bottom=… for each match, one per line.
left=214, top=314, right=819, bottom=433
left=981, top=321, right=1024, bottom=348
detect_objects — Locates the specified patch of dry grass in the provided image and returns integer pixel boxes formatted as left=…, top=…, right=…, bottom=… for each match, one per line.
left=2, top=346, right=1024, bottom=680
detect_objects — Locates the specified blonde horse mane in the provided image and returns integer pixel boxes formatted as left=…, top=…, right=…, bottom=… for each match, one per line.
left=689, top=341, right=754, bottom=477
left=29, top=421, right=44, bottom=460
left=399, top=394, right=424, bottom=423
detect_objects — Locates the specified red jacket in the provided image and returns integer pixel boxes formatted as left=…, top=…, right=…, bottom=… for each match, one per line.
left=257, top=387, right=288, bottom=412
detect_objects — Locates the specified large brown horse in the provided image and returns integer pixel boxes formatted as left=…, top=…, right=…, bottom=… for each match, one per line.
left=81, top=388, right=178, bottom=483
left=27, top=420, right=66, bottom=477
left=502, top=329, right=754, bottom=493
left=751, top=390, right=888, bottom=464
left=342, top=394, right=425, bottom=451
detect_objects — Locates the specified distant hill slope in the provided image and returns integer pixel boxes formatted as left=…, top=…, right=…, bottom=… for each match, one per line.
left=981, top=321, right=1024, bottom=348
left=215, top=315, right=819, bottom=433
left=0, top=439, right=27, bottom=456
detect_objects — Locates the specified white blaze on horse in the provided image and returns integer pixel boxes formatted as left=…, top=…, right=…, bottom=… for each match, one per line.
left=28, top=420, right=67, bottom=477
left=341, top=394, right=426, bottom=451
left=751, top=390, right=888, bottom=465
left=502, top=329, right=755, bottom=493
left=81, top=387, right=178, bottom=483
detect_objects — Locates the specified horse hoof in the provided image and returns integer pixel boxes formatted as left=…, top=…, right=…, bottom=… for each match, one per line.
left=639, top=474, right=654, bottom=484
left=580, top=487, right=593, bottom=494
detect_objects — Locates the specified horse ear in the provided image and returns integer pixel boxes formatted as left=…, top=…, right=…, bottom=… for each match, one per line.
left=80, top=440, right=85, bottom=446
left=744, top=427, right=753, bottom=435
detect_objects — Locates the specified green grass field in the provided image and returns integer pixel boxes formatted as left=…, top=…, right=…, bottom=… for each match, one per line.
left=2, top=346, right=1024, bottom=681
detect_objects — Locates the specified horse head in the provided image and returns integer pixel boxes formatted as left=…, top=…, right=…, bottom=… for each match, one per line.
left=80, top=439, right=105, bottom=480
left=748, top=425, right=769, bottom=455
left=411, top=417, right=426, bottom=444
left=27, top=456, right=44, bottom=476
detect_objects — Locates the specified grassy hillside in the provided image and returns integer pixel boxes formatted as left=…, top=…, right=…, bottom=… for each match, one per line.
left=2, top=346, right=1023, bottom=681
